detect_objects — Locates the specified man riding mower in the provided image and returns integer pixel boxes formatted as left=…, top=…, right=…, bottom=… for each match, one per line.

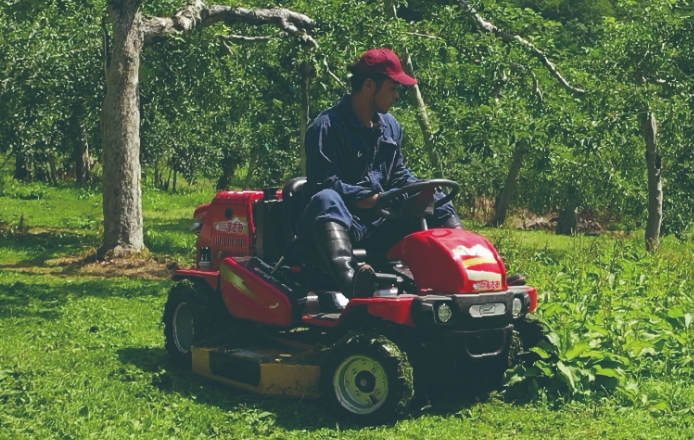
left=162, top=49, right=545, bottom=423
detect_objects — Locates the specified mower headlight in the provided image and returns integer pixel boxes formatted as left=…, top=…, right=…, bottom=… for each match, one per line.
left=437, top=303, right=453, bottom=323
left=512, top=297, right=523, bottom=318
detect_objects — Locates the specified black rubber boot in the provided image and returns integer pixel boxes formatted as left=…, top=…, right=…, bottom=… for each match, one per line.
left=312, top=222, right=376, bottom=299
left=440, top=215, right=464, bottom=229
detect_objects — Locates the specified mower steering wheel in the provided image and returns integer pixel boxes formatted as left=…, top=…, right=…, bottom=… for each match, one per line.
left=374, top=179, right=460, bottom=219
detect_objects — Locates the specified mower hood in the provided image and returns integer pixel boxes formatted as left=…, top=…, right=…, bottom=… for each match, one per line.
left=387, top=228, right=508, bottom=295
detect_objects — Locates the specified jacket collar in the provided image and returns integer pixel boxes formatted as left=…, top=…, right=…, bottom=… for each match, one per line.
left=337, top=94, right=384, bottom=129
left=337, top=95, right=398, bottom=144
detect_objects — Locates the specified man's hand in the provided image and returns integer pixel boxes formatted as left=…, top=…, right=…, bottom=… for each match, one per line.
left=355, top=193, right=379, bottom=209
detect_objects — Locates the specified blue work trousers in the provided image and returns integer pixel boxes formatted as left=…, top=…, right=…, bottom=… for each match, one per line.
left=298, top=189, right=459, bottom=250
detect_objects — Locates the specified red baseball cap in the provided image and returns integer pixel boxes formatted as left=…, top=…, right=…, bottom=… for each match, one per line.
left=353, top=48, right=418, bottom=86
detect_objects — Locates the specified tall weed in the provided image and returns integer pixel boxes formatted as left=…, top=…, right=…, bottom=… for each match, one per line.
left=489, top=231, right=694, bottom=410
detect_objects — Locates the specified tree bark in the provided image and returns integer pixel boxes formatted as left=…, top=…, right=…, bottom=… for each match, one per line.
left=141, top=3, right=316, bottom=46
left=384, top=0, right=443, bottom=178
left=642, top=111, right=662, bottom=252
left=75, top=123, right=91, bottom=183
left=300, top=62, right=311, bottom=175
left=14, top=152, right=30, bottom=182
left=556, top=186, right=579, bottom=235
left=243, top=150, right=260, bottom=190
left=48, top=156, right=58, bottom=184
left=491, top=140, right=526, bottom=226
left=101, top=0, right=145, bottom=257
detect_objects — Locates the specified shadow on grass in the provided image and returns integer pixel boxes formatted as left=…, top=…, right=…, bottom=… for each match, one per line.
left=0, top=229, right=99, bottom=268
left=117, top=347, right=487, bottom=432
left=0, top=273, right=167, bottom=320
left=143, top=218, right=196, bottom=257
left=146, top=218, right=194, bottom=234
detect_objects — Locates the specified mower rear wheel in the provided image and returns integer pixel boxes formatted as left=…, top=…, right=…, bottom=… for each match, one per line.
left=163, top=279, right=218, bottom=369
left=321, top=332, right=414, bottom=424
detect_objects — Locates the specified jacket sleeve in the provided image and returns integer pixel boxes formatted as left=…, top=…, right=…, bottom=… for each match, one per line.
left=385, top=124, right=420, bottom=190
left=305, top=119, right=383, bottom=207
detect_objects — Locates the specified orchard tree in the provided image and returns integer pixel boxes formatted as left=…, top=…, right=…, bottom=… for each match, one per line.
left=0, top=1, right=103, bottom=184
left=100, top=0, right=315, bottom=257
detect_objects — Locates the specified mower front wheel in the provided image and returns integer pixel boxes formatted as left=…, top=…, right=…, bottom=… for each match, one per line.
left=321, top=332, right=414, bottom=424
left=163, top=279, right=216, bottom=369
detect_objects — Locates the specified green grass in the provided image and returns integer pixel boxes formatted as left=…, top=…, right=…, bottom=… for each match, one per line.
left=1, top=177, right=693, bottom=439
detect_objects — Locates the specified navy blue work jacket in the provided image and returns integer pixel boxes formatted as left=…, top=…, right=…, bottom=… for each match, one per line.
left=305, top=95, right=419, bottom=210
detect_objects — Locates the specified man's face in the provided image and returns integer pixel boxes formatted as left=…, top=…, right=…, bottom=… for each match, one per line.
left=372, top=78, right=400, bottom=114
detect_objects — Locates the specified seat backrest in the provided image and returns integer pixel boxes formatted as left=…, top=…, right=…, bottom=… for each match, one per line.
left=282, top=177, right=307, bottom=243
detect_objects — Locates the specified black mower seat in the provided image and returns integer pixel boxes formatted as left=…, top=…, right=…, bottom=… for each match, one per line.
left=280, top=178, right=385, bottom=266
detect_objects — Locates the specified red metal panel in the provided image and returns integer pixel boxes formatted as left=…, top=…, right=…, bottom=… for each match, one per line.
left=193, top=203, right=210, bottom=221
left=526, top=286, right=538, bottom=312
left=387, top=229, right=508, bottom=295
left=172, top=269, right=220, bottom=291
left=339, top=296, right=417, bottom=327
left=219, top=258, right=292, bottom=327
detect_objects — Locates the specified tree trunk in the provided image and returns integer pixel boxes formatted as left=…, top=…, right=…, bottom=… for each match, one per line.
left=100, top=0, right=145, bottom=257
left=556, top=186, right=579, bottom=235
left=48, top=156, right=58, bottom=184
left=75, top=124, right=91, bottom=183
left=491, top=140, right=526, bottom=226
left=216, top=174, right=230, bottom=191
left=165, top=168, right=172, bottom=191
left=216, top=152, right=238, bottom=190
left=243, top=151, right=260, bottom=190
left=14, top=152, right=30, bottom=181
left=642, top=111, right=662, bottom=252
left=300, top=62, right=310, bottom=175
left=384, top=0, right=443, bottom=178
left=172, top=169, right=177, bottom=192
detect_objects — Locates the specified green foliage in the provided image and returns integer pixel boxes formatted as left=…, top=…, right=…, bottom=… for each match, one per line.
left=0, top=0, right=105, bottom=181
left=485, top=230, right=694, bottom=409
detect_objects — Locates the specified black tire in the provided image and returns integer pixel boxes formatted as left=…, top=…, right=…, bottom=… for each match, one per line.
left=320, top=332, right=414, bottom=424
left=513, top=317, right=551, bottom=364
left=483, top=331, right=524, bottom=390
left=162, top=279, right=219, bottom=369
left=514, top=317, right=549, bottom=351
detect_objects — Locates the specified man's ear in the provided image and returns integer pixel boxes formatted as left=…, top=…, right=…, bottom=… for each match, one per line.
left=363, top=78, right=375, bottom=93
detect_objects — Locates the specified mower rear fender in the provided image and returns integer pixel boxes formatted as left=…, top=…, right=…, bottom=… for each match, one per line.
left=219, top=257, right=293, bottom=327
left=193, top=203, right=211, bottom=221
left=172, top=269, right=220, bottom=292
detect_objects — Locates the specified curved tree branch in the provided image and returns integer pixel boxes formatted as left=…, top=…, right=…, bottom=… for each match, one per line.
left=323, top=57, right=348, bottom=93
left=142, top=1, right=317, bottom=48
left=219, top=34, right=275, bottom=43
left=456, top=0, right=585, bottom=96
left=511, top=63, right=544, bottom=102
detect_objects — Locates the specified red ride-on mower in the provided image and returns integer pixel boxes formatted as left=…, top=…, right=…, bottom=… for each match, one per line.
left=163, top=178, right=545, bottom=423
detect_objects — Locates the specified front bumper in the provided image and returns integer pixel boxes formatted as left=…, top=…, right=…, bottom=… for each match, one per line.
left=411, top=287, right=534, bottom=332
left=431, top=324, right=514, bottom=359
left=398, top=288, right=534, bottom=361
